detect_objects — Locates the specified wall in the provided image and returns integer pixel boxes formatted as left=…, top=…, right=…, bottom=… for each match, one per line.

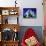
left=0, top=0, right=43, bottom=26
left=18, top=0, right=43, bottom=26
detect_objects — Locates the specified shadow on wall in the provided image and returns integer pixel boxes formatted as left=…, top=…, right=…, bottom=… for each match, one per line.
left=18, top=26, right=43, bottom=44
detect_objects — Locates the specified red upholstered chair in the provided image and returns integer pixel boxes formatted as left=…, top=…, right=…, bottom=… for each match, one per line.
left=21, top=28, right=41, bottom=46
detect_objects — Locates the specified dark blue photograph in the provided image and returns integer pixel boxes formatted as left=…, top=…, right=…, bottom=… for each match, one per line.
left=23, top=8, right=37, bottom=18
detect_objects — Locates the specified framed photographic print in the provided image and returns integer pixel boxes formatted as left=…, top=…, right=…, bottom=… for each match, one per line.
left=23, top=8, right=37, bottom=18
left=9, top=10, right=15, bottom=15
left=1, top=28, right=13, bottom=41
left=2, top=10, right=9, bottom=15
left=8, top=16, right=18, bottom=24
left=9, top=9, right=18, bottom=15
left=10, top=11, right=18, bottom=15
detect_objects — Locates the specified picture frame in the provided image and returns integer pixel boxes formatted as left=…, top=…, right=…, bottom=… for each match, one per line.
left=1, top=28, right=18, bottom=41
left=1, top=28, right=13, bottom=41
left=23, top=8, right=37, bottom=18
left=2, top=10, right=9, bottom=15
left=2, top=16, right=18, bottom=24
left=9, top=10, right=18, bottom=15
left=8, top=16, right=18, bottom=24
